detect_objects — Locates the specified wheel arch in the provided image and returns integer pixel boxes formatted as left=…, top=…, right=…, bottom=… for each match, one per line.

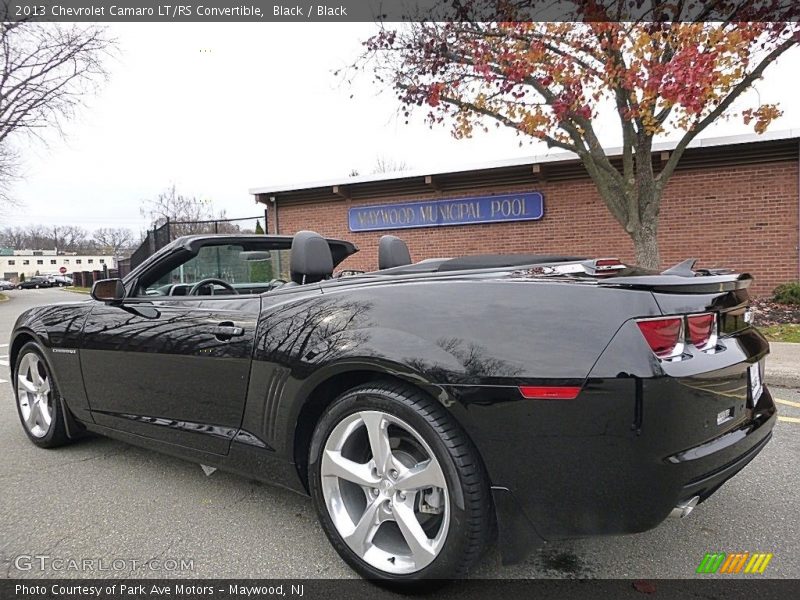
left=9, top=330, right=85, bottom=439
left=291, top=363, right=469, bottom=493
left=9, top=329, right=41, bottom=375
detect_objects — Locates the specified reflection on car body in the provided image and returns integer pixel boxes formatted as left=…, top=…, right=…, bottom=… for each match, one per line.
left=8, top=231, right=776, bottom=583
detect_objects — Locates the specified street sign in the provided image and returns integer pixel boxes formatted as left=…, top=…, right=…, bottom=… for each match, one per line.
left=59, top=267, right=67, bottom=274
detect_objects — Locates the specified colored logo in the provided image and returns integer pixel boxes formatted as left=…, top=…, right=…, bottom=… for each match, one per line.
left=697, top=552, right=773, bottom=574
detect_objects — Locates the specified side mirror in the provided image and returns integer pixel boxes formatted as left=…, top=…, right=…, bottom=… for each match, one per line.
left=91, top=278, right=125, bottom=303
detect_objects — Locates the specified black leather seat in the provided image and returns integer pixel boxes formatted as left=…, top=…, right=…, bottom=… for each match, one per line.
left=287, top=230, right=333, bottom=285
left=378, top=235, right=412, bottom=269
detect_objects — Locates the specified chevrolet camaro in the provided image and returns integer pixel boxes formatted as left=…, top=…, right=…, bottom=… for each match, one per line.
left=9, top=231, right=776, bottom=583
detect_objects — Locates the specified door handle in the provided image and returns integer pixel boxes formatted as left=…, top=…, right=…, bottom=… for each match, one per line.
left=211, top=324, right=245, bottom=340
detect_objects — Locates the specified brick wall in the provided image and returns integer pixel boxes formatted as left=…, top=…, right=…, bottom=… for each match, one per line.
left=273, top=160, right=799, bottom=297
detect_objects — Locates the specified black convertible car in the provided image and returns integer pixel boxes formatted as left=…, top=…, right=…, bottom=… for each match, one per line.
left=9, top=231, right=775, bottom=582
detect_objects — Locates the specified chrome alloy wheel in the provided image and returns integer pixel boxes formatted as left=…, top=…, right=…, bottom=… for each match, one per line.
left=16, top=353, right=53, bottom=438
left=320, top=410, right=450, bottom=574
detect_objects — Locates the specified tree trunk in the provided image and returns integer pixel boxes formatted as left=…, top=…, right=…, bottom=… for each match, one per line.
left=631, top=225, right=660, bottom=270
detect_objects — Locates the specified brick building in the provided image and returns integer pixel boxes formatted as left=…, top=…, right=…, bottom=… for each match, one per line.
left=250, top=130, right=800, bottom=296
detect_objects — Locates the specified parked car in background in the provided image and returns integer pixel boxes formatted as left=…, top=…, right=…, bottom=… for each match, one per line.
left=47, top=275, right=73, bottom=287
left=17, top=276, right=53, bottom=289
left=0, top=279, right=15, bottom=291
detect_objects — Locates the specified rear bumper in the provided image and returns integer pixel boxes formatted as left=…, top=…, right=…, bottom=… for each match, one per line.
left=484, top=389, right=775, bottom=564
left=447, top=332, right=776, bottom=565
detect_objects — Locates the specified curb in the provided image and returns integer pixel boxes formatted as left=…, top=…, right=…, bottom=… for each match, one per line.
left=766, top=370, right=800, bottom=390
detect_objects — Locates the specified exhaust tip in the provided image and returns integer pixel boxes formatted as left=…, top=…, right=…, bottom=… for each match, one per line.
left=669, top=495, right=700, bottom=519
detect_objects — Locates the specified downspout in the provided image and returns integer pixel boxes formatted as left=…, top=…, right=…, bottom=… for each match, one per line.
left=270, top=195, right=279, bottom=235
left=271, top=195, right=282, bottom=277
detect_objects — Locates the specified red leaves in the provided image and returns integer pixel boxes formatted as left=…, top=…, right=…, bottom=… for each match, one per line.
left=356, top=20, right=798, bottom=141
left=743, top=105, right=783, bottom=134
left=426, top=82, right=444, bottom=107
left=658, top=47, right=719, bottom=115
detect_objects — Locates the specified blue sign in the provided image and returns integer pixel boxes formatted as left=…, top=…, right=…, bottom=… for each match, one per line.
left=348, top=192, right=544, bottom=232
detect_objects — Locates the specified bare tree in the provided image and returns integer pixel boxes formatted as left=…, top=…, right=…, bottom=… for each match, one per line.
left=24, top=224, right=48, bottom=249
left=0, top=19, right=115, bottom=207
left=141, top=185, right=234, bottom=236
left=0, top=225, right=25, bottom=248
left=92, top=227, right=135, bottom=255
left=60, top=225, right=89, bottom=252
left=0, top=142, right=20, bottom=208
left=0, top=223, right=137, bottom=254
left=372, top=156, right=411, bottom=174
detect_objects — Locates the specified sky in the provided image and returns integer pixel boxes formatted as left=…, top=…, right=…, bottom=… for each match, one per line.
left=4, top=23, right=800, bottom=234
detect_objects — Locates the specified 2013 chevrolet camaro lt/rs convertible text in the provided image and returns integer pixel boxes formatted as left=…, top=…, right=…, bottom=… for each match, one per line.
left=9, top=231, right=776, bottom=583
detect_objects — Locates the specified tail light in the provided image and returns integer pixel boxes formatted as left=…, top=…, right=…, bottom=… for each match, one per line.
left=585, top=258, right=625, bottom=277
left=636, top=313, right=719, bottom=360
left=636, top=317, right=684, bottom=359
left=687, top=313, right=717, bottom=351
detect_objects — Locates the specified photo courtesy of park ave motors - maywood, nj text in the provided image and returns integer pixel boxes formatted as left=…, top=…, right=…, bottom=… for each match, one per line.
left=1, top=1, right=800, bottom=597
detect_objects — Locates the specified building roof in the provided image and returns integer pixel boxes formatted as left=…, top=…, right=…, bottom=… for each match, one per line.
left=250, top=129, right=800, bottom=205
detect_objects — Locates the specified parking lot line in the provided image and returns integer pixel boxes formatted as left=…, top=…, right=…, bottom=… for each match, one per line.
left=778, top=416, right=800, bottom=424
left=775, top=398, right=800, bottom=409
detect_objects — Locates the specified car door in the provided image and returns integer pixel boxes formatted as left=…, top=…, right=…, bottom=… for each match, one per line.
left=80, top=295, right=260, bottom=455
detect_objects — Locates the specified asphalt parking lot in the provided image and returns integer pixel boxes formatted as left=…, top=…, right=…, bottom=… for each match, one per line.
left=1, top=287, right=799, bottom=580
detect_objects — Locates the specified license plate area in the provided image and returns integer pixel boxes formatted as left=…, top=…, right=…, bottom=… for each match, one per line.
left=749, top=362, right=763, bottom=409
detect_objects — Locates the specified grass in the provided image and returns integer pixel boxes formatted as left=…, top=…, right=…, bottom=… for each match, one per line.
left=760, top=324, right=800, bottom=343
left=62, top=286, right=91, bottom=295
left=0, top=292, right=7, bottom=302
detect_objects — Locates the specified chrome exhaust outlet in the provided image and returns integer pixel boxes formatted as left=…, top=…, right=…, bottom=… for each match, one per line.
left=669, top=495, right=700, bottom=519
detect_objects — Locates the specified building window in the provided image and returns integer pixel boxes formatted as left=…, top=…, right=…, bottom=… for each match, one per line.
left=36, top=259, right=43, bottom=265
left=8, top=260, right=14, bottom=265
left=64, top=259, right=69, bottom=264
left=99, top=259, right=105, bottom=264
left=50, top=259, right=57, bottom=265
left=23, top=260, right=29, bottom=265
left=76, top=259, right=82, bottom=265
left=88, top=259, right=94, bottom=264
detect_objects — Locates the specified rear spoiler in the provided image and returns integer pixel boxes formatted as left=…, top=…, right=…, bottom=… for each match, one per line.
left=597, top=272, right=753, bottom=293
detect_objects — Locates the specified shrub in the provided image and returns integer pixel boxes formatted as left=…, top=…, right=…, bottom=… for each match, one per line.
left=773, top=281, right=800, bottom=305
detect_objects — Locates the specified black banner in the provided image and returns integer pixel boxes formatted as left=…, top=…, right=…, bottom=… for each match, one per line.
left=2, top=0, right=799, bottom=23
left=2, top=580, right=800, bottom=600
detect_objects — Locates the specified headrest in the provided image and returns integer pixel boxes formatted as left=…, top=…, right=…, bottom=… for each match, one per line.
left=290, top=230, right=333, bottom=284
left=378, top=235, right=412, bottom=269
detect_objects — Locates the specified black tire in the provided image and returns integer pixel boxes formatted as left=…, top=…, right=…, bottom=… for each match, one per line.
left=13, top=342, right=72, bottom=448
left=308, top=380, right=492, bottom=584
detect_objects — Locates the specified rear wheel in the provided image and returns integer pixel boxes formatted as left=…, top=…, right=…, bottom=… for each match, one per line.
left=309, top=381, right=491, bottom=583
left=14, top=342, right=71, bottom=448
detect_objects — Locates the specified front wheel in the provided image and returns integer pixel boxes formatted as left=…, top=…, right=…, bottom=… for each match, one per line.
left=309, top=381, right=491, bottom=583
left=14, top=342, right=72, bottom=448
